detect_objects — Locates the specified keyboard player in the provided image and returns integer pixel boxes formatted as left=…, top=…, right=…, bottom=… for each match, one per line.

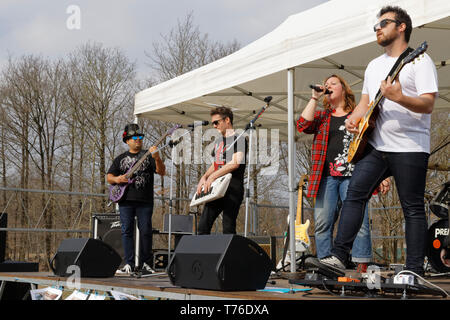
left=196, top=106, right=248, bottom=234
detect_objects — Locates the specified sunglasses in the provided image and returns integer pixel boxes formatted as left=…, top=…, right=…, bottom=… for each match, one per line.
left=211, top=118, right=225, bottom=126
left=373, top=18, right=400, bottom=32
left=131, top=135, right=144, bottom=140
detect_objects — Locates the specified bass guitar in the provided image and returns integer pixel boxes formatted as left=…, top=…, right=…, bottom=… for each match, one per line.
left=295, top=174, right=310, bottom=252
left=108, top=124, right=181, bottom=202
left=347, top=41, right=428, bottom=163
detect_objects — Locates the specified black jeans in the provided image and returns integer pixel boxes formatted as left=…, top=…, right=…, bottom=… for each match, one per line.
left=331, top=145, right=429, bottom=274
left=198, top=186, right=244, bottom=235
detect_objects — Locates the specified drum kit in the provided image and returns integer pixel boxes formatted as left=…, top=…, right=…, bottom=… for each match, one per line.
left=426, top=181, right=449, bottom=273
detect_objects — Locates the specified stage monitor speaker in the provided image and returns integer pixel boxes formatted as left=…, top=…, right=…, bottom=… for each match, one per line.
left=0, top=260, right=38, bottom=300
left=50, top=238, right=121, bottom=278
left=167, top=234, right=273, bottom=291
left=0, top=213, right=6, bottom=263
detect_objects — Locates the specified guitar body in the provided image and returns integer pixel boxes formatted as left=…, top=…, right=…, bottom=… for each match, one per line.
left=295, top=175, right=310, bottom=253
left=295, top=219, right=310, bottom=252
left=108, top=179, right=133, bottom=203
left=347, top=103, right=380, bottom=163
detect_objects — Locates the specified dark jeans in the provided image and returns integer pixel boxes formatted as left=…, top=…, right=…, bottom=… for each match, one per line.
left=330, top=145, right=429, bottom=274
left=119, top=202, right=154, bottom=268
left=198, top=187, right=244, bottom=235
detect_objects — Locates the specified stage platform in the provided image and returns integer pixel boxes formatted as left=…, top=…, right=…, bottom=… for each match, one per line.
left=0, top=271, right=449, bottom=300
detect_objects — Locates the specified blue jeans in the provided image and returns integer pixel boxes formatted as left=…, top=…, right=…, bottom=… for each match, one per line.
left=119, top=202, right=154, bottom=267
left=331, top=145, right=429, bottom=274
left=314, top=175, right=372, bottom=262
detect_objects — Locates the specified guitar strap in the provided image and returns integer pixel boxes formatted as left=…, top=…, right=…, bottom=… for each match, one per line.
left=377, top=46, right=413, bottom=109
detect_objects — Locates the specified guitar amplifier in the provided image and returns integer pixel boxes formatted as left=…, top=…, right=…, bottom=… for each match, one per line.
left=92, top=214, right=128, bottom=267
left=248, top=236, right=277, bottom=267
left=163, top=214, right=194, bottom=234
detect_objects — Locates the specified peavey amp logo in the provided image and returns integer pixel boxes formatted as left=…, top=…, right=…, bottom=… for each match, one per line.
left=435, top=228, right=449, bottom=238
left=111, top=221, right=121, bottom=229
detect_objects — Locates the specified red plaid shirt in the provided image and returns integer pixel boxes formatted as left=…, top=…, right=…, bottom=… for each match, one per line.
left=296, top=110, right=333, bottom=199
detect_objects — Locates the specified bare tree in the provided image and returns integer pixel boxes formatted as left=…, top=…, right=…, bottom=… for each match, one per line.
left=145, top=12, right=241, bottom=213
left=67, top=42, right=136, bottom=211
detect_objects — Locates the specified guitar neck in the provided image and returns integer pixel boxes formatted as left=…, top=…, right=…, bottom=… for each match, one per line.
left=368, top=60, right=405, bottom=115
left=125, top=130, right=170, bottom=178
left=296, top=178, right=307, bottom=224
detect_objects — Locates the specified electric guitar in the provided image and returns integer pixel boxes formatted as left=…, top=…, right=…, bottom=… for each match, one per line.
left=347, top=41, right=428, bottom=163
left=295, top=175, right=310, bottom=252
left=108, top=124, right=181, bottom=202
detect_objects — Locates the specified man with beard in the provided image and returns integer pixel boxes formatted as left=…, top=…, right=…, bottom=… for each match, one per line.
left=320, top=6, right=438, bottom=277
left=107, top=123, right=165, bottom=275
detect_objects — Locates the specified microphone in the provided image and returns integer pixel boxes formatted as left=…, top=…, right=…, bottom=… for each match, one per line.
left=264, top=96, right=272, bottom=103
left=186, top=120, right=209, bottom=128
left=309, top=84, right=333, bottom=95
left=169, top=136, right=183, bottom=147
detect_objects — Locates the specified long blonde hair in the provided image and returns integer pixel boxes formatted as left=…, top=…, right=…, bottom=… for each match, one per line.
left=322, top=74, right=356, bottom=113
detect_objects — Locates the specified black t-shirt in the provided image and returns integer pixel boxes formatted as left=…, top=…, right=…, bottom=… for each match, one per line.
left=323, top=114, right=354, bottom=177
left=107, top=150, right=156, bottom=204
left=211, top=134, right=248, bottom=192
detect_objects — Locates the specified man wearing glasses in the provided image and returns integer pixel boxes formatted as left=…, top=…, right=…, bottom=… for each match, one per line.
left=196, top=106, right=247, bottom=235
left=107, top=123, right=165, bottom=275
left=320, top=6, right=438, bottom=277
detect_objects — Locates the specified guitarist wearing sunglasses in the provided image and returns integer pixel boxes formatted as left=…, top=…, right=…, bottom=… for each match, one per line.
left=196, top=106, right=247, bottom=235
left=107, top=123, right=165, bottom=275
left=321, top=6, right=438, bottom=277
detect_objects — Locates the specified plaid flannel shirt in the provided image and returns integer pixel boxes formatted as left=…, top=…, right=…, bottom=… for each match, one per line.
left=296, top=110, right=333, bottom=199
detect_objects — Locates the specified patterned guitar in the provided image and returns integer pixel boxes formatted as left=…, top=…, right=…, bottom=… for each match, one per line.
left=108, top=124, right=181, bottom=202
left=347, top=41, right=428, bottom=163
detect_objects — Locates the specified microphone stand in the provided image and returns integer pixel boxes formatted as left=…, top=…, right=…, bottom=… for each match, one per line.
left=166, top=136, right=184, bottom=267
left=163, top=125, right=203, bottom=276
left=225, top=96, right=272, bottom=237
left=135, top=136, right=184, bottom=279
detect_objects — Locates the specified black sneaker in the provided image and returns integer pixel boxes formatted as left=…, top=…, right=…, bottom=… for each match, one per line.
left=140, top=262, right=155, bottom=275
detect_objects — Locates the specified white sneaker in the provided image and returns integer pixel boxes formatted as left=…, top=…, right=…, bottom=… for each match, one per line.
left=320, top=256, right=346, bottom=271
left=116, top=264, right=133, bottom=275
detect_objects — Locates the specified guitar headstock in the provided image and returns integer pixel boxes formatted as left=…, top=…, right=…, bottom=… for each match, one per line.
left=404, top=41, right=428, bottom=64
left=166, top=124, right=182, bottom=136
left=298, top=174, right=308, bottom=188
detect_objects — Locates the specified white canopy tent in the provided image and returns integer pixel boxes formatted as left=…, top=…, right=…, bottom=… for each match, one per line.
left=134, top=0, right=450, bottom=272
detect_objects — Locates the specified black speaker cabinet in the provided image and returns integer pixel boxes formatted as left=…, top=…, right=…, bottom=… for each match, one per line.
left=0, top=260, right=38, bottom=300
left=50, top=238, right=121, bottom=278
left=163, top=214, right=194, bottom=233
left=0, top=213, right=7, bottom=263
left=167, top=234, right=273, bottom=291
left=92, top=213, right=133, bottom=267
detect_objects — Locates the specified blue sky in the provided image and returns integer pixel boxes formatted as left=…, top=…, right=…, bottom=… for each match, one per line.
left=0, top=0, right=328, bottom=79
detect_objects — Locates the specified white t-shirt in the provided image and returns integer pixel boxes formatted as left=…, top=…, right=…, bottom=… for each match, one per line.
left=362, top=52, right=438, bottom=153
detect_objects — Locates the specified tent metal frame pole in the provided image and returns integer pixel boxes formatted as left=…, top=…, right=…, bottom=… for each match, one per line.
left=287, top=68, right=297, bottom=273
left=244, top=126, right=255, bottom=237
